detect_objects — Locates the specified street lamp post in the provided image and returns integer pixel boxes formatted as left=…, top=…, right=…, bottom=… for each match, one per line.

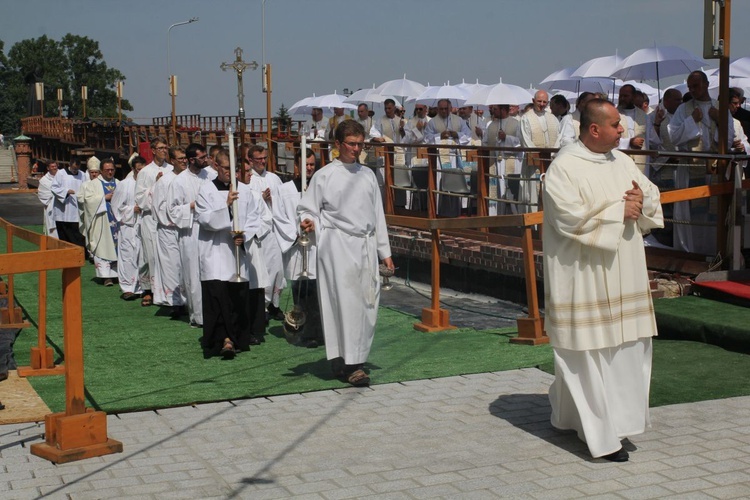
left=167, top=17, right=199, bottom=144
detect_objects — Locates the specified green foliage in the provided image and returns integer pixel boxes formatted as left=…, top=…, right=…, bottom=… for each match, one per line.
left=275, top=103, right=290, bottom=132
left=0, top=34, right=133, bottom=136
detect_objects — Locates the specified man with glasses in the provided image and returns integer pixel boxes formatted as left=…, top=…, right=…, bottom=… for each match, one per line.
left=247, top=145, right=286, bottom=322
left=135, top=137, right=173, bottom=307
left=298, top=120, right=395, bottom=386
left=168, top=143, right=212, bottom=328
left=151, top=146, right=188, bottom=316
left=78, top=157, right=119, bottom=286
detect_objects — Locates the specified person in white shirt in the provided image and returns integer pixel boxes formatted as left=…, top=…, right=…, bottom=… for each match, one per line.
left=519, top=90, right=559, bottom=213
left=37, top=161, right=59, bottom=238
left=111, top=155, right=146, bottom=300
left=50, top=158, right=86, bottom=247
left=306, top=107, right=327, bottom=141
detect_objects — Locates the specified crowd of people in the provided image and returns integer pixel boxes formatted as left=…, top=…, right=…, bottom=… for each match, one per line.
left=30, top=70, right=747, bottom=458
left=34, top=121, right=394, bottom=387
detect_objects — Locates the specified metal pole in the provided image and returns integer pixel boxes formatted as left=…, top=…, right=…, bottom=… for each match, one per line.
left=167, top=17, right=199, bottom=144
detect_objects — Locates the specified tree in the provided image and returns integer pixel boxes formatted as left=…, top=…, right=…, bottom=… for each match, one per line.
left=275, top=103, right=290, bottom=133
left=0, top=34, right=133, bottom=136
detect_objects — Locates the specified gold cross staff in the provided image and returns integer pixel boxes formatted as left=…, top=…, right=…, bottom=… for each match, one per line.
left=220, top=47, right=259, bottom=150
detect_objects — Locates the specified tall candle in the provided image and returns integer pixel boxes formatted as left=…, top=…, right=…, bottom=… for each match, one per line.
left=301, top=134, right=307, bottom=192
left=225, top=124, right=241, bottom=231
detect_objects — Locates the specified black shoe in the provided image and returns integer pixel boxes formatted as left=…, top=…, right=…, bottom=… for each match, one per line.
left=602, top=448, right=629, bottom=462
left=171, top=306, right=186, bottom=319
left=248, top=336, right=261, bottom=346
left=267, top=305, right=285, bottom=321
left=190, top=321, right=203, bottom=329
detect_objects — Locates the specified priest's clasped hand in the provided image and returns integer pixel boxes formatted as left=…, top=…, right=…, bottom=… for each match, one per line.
left=623, top=180, right=643, bottom=221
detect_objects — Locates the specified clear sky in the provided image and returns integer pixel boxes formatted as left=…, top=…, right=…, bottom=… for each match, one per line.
left=2, top=0, right=748, bottom=122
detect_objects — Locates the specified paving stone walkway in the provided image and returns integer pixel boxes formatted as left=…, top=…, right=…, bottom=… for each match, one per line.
left=2, top=368, right=749, bottom=499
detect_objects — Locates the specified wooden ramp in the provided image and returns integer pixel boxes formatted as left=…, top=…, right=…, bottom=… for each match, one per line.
left=0, top=370, right=51, bottom=425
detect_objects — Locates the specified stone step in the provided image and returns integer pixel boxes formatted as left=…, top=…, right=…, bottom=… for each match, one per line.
left=0, top=149, right=16, bottom=183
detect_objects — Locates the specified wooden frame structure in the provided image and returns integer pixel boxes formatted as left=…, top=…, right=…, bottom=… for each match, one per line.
left=0, top=219, right=122, bottom=463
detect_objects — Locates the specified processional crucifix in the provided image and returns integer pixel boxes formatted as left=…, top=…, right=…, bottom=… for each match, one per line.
left=220, top=47, right=259, bottom=154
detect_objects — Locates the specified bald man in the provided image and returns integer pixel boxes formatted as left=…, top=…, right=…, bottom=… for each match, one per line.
left=519, top=90, right=559, bottom=213
left=542, top=99, right=663, bottom=462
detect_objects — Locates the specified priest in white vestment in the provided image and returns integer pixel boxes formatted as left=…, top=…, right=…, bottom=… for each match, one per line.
left=152, top=147, right=188, bottom=311
left=134, top=137, right=173, bottom=307
left=168, top=143, right=212, bottom=327
left=77, top=158, right=119, bottom=284
left=519, top=90, right=559, bottom=214
left=617, top=84, right=649, bottom=173
left=246, top=145, right=286, bottom=322
left=298, top=121, right=394, bottom=386
left=274, top=148, right=323, bottom=347
left=668, top=71, right=735, bottom=255
left=112, top=156, right=145, bottom=300
left=37, top=162, right=59, bottom=238
left=483, top=105, right=522, bottom=215
left=50, top=160, right=86, bottom=247
left=542, top=99, right=664, bottom=462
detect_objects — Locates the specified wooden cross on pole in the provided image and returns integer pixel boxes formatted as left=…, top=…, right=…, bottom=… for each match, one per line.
left=220, top=47, right=259, bottom=150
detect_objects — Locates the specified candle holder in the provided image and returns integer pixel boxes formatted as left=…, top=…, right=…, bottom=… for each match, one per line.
left=229, top=230, right=248, bottom=283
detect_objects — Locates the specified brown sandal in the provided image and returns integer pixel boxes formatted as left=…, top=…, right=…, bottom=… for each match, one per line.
left=141, top=294, right=153, bottom=307
left=347, top=369, right=370, bottom=387
left=220, top=339, right=236, bottom=359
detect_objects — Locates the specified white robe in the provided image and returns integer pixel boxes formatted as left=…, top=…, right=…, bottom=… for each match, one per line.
left=248, top=170, right=286, bottom=308
left=77, top=178, right=119, bottom=278
left=195, top=181, right=269, bottom=289
left=111, top=174, right=142, bottom=294
left=134, top=160, right=173, bottom=293
left=152, top=170, right=184, bottom=306
left=297, top=159, right=391, bottom=365
left=168, top=168, right=211, bottom=324
left=274, top=180, right=317, bottom=281
left=37, top=172, right=58, bottom=238
left=542, top=140, right=664, bottom=458
left=50, top=168, right=85, bottom=223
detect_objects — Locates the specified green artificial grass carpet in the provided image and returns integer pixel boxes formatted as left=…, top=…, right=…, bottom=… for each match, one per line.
left=4, top=226, right=750, bottom=413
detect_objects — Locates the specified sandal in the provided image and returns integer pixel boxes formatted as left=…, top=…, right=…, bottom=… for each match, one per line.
left=220, top=339, right=236, bottom=359
left=347, top=369, right=370, bottom=387
left=141, top=294, right=153, bottom=307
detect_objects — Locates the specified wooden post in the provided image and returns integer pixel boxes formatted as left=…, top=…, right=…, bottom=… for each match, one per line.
left=384, top=144, right=395, bottom=215
left=716, top=0, right=732, bottom=262
left=476, top=148, right=489, bottom=220
left=511, top=215, right=548, bottom=345
left=414, top=227, right=455, bottom=332
left=18, top=237, right=63, bottom=376
left=31, top=266, right=123, bottom=463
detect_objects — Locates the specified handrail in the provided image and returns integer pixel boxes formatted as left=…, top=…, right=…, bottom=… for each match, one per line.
left=0, top=218, right=122, bottom=463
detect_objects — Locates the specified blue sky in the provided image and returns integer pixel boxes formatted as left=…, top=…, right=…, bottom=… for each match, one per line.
left=2, top=0, right=748, bottom=122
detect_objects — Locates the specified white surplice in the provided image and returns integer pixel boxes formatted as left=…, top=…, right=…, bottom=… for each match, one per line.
left=37, top=172, right=58, bottom=238
left=50, top=168, right=85, bottom=223
left=274, top=180, right=317, bottom=281
left=248, top=170, right=286, bottom=308
left=168, top=168, right=211, bottom=325
left=195, top=181, right=269, bottom=289
left=111, top=173, right=142, bottom=294
left=297, top=159, right=391, bottom=365
left=542, top=140, right=664, bottom=458
left=134, top=160, right=173, bottom=293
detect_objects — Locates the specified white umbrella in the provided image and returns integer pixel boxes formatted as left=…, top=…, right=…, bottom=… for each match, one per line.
left=307, top=92, right=357, bottom=110
left=538, top=67, right=577, bottom=91
left=288, top=95, right=317, bottom=116
left=375, top=74, right=426, bottom=99
left=571, top=54, right=623, bottom=78
left=464, top=80, right=533, bottom=107
left=610, top=45, right=707, bottom=94
left=454, top=79, right=488, bottom=98
left=708, top=57, right=750, bottom=78
left=411, top=84, right=467, bottom=106
left=343, top=85, right=398, bottom=104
